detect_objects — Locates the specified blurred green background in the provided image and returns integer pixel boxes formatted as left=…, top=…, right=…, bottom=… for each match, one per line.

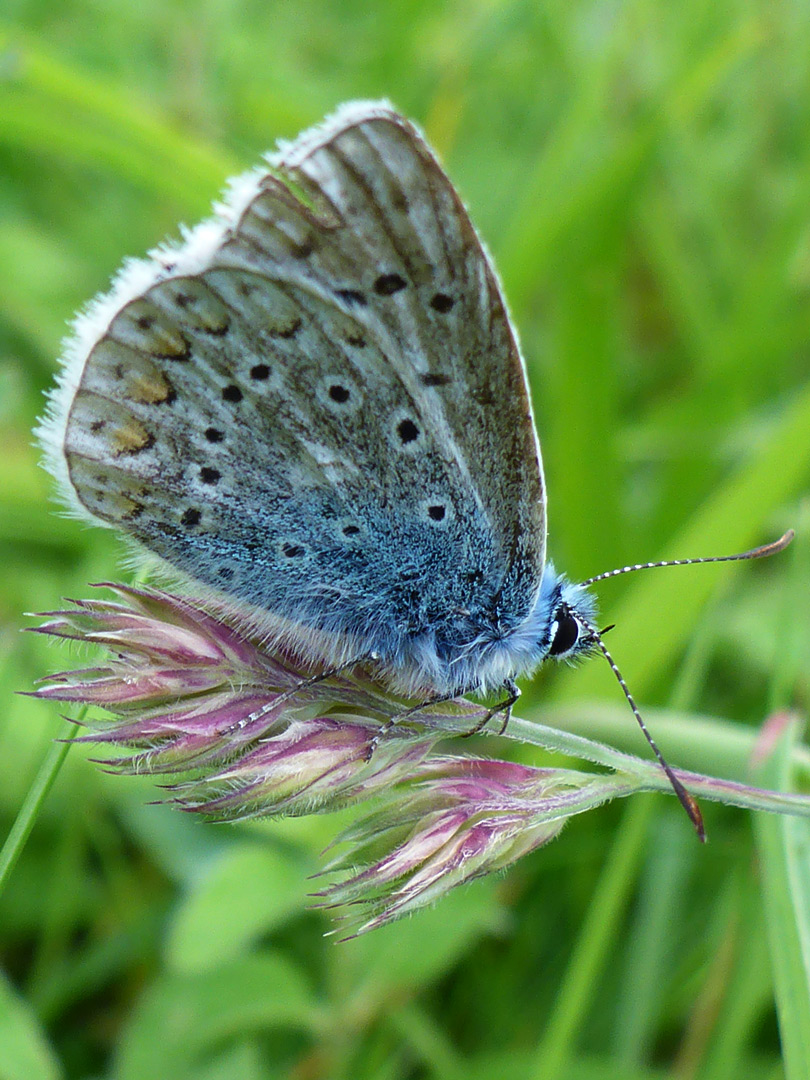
left=2, top=2, right=810, bottom=1078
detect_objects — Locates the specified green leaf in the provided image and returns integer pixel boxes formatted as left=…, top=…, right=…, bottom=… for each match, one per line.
left=0, top=29, right=238, bottom=208
left=340, top=881, right=502, bottom=996
left=563, top=380, right=810, bottom=702
left=193, top=1041, right=264, bottom=1080
left=113, top=953, right=320, bottom=1080
left=166, top=843, right=312, bottom=973
left=0, top=970, right=62, bottom=1080
left=531, top=798, right=653, bottom=1078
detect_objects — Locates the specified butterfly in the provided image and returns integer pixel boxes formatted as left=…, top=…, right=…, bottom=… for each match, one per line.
left=40, top=101, right=791, bottom=835
left=41, top=100, right=598, bottom=695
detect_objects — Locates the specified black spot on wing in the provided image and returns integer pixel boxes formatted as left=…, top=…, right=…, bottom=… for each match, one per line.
left=430, top=293, right=455, bottom=313
left=397, top=418, right=419, bottom=444
left=374, top=273, right=406, bottom=296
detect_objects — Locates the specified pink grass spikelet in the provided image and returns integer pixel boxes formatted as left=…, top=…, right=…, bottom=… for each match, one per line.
left=30, top=584, right=810, bottom=935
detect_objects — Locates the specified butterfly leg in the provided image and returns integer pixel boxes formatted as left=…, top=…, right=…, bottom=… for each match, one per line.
left=461, top=677, right=521, bottom=738
left=364, top=694, right=454, bottom=761
left=284, top=654, right=374, bottom=700
left=365, top=677, right=521, bottom=760
left=243, top=653, right=374, bottom=732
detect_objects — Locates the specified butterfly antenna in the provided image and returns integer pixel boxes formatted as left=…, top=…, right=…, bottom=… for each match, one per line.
left=580, top=530, right=794, bottom=588
left=578, top=615, right=705, bottom=842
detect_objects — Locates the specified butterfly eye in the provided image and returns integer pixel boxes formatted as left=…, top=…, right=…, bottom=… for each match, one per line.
left=548, top=607, right=580, bottom=657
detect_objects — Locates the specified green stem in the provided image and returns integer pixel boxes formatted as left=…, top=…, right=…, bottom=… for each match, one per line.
left=532, top=797, right=653, bottom=1077
left=498, top=715, right=810, bottom=819
left=0, top=718, right=80, bottom=895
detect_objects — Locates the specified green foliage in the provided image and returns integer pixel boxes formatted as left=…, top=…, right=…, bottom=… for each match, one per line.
left=1, top=1, right=808, bottom=1077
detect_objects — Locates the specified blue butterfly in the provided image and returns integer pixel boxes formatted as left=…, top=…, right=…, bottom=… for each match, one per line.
left=40, top=101, right=792, bottom=834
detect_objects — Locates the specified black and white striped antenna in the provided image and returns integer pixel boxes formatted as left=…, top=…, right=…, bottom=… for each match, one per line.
left=582, top=530, right=794, bottom=840
left=582, top=531, right=794, bottom=588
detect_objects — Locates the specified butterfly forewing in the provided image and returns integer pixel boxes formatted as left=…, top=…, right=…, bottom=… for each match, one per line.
left=281, top=111, right=546, bottom=589
left=58, top=102, right=546, bottom=673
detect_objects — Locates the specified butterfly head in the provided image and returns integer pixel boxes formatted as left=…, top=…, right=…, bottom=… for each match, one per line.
left=534, top=566, right=599, bottom=664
